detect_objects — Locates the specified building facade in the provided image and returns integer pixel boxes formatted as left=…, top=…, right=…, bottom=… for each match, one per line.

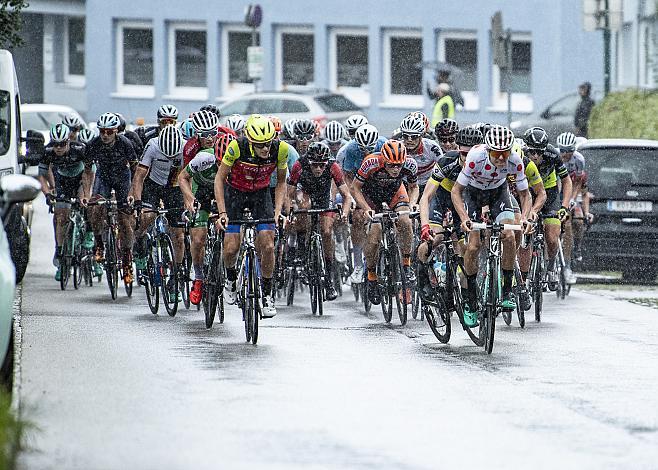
left=11, top=0, right=604, bottom=133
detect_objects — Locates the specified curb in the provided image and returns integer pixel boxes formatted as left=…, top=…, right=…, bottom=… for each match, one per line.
left=10, top=283, right=22, bottom=415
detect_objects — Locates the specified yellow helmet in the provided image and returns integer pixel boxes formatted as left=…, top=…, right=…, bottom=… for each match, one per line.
left=245, top=115, right=276, bottom=143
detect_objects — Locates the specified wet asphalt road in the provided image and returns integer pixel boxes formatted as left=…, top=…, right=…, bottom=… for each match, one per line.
left=16, top=197, right=658, bottom=469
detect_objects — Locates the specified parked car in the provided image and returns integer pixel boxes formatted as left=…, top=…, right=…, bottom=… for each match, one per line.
left=21, top=103, right=86, bottom=144
left=510, top=91, right=602, bottom=140
left=217, top=89, right=363, bottom=130
left=0, top=174, right=41, bottom=388
left=580, top=139, right=658, bottom=282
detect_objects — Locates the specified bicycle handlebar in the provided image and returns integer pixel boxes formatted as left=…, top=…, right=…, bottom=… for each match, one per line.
left=290, top=207, right=341, bottom=216
left=470, top=222, right=523, bottom=231
left=370, top=209, right=411, bottom=221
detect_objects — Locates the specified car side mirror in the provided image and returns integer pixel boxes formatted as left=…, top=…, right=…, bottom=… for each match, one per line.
left=0, top=174, right=41, bottom=204
left=22, top=130, right=45, bottom=165
left=540, top=108, right=550, bottom=119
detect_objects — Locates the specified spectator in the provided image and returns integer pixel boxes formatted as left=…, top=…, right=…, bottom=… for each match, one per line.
left=431, top=83, right=455, bottom=127
left=574, top=81, right=595, bottom=137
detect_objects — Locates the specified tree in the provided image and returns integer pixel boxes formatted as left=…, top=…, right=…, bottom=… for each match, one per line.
left=0, top=1, right=29, bottom=49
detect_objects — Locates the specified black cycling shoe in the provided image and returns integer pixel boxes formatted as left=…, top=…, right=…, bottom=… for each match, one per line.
left=404, top=265, right=416, bottom=284
left=325, top=280, right=338, bottom=301
left=519, top=288, right=532, bottom=311
left=367, top=280, right=381, bottom=305
left=501, top=290, right=516, bottom=311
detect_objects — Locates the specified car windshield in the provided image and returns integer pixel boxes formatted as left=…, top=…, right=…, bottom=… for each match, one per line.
left=585, top=147, right=658, bottom=192
left=22, top=111, right=66, bottom=131
left=0, top=91, right=10, bottom=155
left=315, top=94, right=360, bottom=113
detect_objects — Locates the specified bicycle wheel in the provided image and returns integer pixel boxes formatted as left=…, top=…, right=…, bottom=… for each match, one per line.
left=483, top=262, right=499, bottom=355
left=412, top=264, right=422, bottom=320
left=379, top=251, right=392, bottom=323
left=204, top=236, right=224, bottom=328
left=393, top=249, right=407, bottom=326
left=181, top=235, right=192, bottom=309
left=451, top=267, right=484, bottom=346
left=424, top=289, right=451, bottom=343
left=82, top=250, right=93, bottom=287
left=352, top=281, right=361, bottom=302
left=106, top=229, right=119, bottom=300
left=286, top=267, right=296, bottom=306
left=502, top=308, right=512, bottom=326
left=531, top=250, right=543, bottom=322
left=123, top=263, right=133, bottom=298
left=145, top=243, right=159, bottom=314
left=160, top=235, right=178, bottom=317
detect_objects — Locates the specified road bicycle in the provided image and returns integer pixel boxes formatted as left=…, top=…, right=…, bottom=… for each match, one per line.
left=202, top=212, right=224, bottom=328
left=56, top=197, right=93, bottom=291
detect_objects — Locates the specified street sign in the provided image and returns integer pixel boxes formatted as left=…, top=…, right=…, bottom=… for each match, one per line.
left=582, top=0, right=623, bottom=31
left=247, top=46, right=264, bottom=80
left=491, top=11, right=507, bottom=68
left=244, top=4, right=263, bottom=28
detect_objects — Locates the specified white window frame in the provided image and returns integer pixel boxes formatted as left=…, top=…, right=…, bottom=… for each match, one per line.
left=381, top=29, right=423, bottom=108
left=221, top=24, right=256, bottom=100
left=437, top=30, right=478, bottom=111
left=63, top=16, right=85, bottom=87
left=490, top=32, right=533, bottom=113
left=329, top=27, right=370, bottom=107
left=275, top=25, right=314, bottom=90
left=167, top=22, right=208, bottom=100
left=115, top=21, right=154, bottom=98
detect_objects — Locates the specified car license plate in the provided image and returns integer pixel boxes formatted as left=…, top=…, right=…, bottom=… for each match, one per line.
left=607, top=200, right=653, bottom=212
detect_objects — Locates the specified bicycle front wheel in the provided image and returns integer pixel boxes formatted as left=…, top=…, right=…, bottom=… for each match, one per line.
left=483, top=262, right=499, bottom=355
left=106, top=229, right=119, bottom=300
left=393, top=249, right=408, bottom=326
left=181, top=235, right=192, bottom=309
left=424, top=289, right=451, bottom=343
left=204, top=236, right=224, bottom=328
left=160, top=235, right=178, bottom=317
left=145, top=243, right=159, bottom=314
left=378, top=251, right=392, bottom=323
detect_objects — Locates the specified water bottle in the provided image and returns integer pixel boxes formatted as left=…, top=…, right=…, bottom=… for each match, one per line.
left=432, top=260, right=447, bottom=287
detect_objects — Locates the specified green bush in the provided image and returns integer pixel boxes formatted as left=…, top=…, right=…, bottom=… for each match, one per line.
left=589, top=89, right=658, bottom=140
left=0, top=392, right=28, bottom=470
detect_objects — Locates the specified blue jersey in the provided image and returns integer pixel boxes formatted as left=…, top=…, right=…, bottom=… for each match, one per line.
left=338, top=137, right=387, bottom=175
left=270, top=143, right=300, bottom=187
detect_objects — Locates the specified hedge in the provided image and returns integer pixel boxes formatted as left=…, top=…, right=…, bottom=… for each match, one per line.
left=589, top=89, right=658, bottom=140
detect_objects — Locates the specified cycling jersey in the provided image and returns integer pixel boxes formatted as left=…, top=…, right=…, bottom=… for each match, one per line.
left=135, top=125, right=160, bottom=147
left=428, top=151, right=462, bottom=192
left=287, top=157, right=345, bottom=206
left=339, top=137, right=387, bottom=175
left=322, top=139, right=349, bottom=160
left=122, top=130, right=144, bottom=158
left=563, top=150, right=586, bottom=180
left=86, top=134, right=137, bottom=178
left=270, top=144, right=299, bottom=188
left=406, top=138, right=443, bottom=186
left=507, top=157, right=543, bottom=195
left=531, top=144, right=569, bottom=189
left=186, top=149, right=217, bottom=189
left=222, top=137, right=289, bottom=192
left=457, top=144, right=528, bottom=191
left=139, top=137, right=183, bottom=187
left=356, top=154, right=417, bottom=207
left=39, top=141, right=91, bottom=178
left=182, top=126, right=237, bottom=167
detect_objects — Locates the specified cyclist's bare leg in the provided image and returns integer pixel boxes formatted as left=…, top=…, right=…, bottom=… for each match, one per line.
left=87, top=205, right=106, bottom=243
left=518, top=245, right=532, bottom=275
left=563, top=218, right=574, bottom=263
left=134, top=212, right=155, bottom=240
left=255, top=230, right=276, bottom=278
left=118, top=211, right=135, bottom=263
left=170, top=227, right=184, bottom=264
left=320, top=215, right=335, bottom=261
left=463, top=230, right=481, bottom=276
left=500, top=219, right=517, bottom=271
left=53, top=207, right=69, bottom=247
left=190, top=227, right=207, bottom=267
left=364, top=223, right=381, bottom=274
left=545, top=222, right=560, bottom=261
left=396, top=211, right=413, bottom=259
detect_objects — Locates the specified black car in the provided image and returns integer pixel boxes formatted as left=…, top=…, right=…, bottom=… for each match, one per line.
left=580, top=139, right=658, bottom=282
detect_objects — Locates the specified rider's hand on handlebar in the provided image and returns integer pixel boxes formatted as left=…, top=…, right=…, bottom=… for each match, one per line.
left=216, top=213, right=229, bottom=232
left=366, top=209, right=376, bottom=221
left=460, top=218, right=473, bottom=233
left=420, top=224, right=433, bottom=241
left=557, top=205, right=569, bottom=222
left=275, top=211, right=287, bottom=230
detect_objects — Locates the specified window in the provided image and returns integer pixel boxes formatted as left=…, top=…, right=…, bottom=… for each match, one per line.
left=0, top=91, right=9, bottom=155
left=329, top=29, right=369, bottom=107
left=229, top=31, right=257, bottom=84
left=116, top=22, right=154, bottom=95
left=383, top=31, right=423, bottom=107
left=64, top=17, right=85, bottom=84
left=438, top=32, right=479, bottom=110
left=546, top=94, right=579, bottom=117
left=219, top=99, right=250, bottom=116
left=169, top=24, right=207, bottom=96
left=491, top=34, right=532, bottom=112
left=281, top=99, right=309, bottom=113
left=315, top=94, right=360, bottom=113
left=276, top=28, right=314, bottom=88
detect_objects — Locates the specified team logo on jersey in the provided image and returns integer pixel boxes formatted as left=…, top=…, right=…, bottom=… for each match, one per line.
left=228, top=146, right=235, bottom=156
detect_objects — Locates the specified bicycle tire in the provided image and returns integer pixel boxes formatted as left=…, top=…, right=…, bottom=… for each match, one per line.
left=106, top=229, right=119, bottom=300
left=145, top=244, right=159, bottom=314
left=352, top=282, right=360, bottom=302
left=160, top=235, right=178, bottom=317
left=502, top=309, right=512, bottom=326
left=204, top=236, right=224, bottom=328
left=182, top=235, right=192, bottom=309
left=424, top=291, right=451, bottom=343
left=82, top=252, right=93, bottom=287
left=393, top=248, right=407, bottom=326
left=483, top=261, right=499, bottom=355
left=124, top=267, right=133, bottom=298
left=286, top=267, right=296, bottom=306
left=378, top=250, right=392, bottom=323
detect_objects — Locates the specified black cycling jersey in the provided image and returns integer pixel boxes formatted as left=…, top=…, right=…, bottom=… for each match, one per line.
left=533, top=144, right=569, bottom=184
left=429, top=150, right=462, bottom=187
left=38, top=141, right=92, bottom=177
left=123, top=129, right=144, bottom=157
left=86, top=134, right=137, bottom=177
left=135, top=125, right=160, bottom=147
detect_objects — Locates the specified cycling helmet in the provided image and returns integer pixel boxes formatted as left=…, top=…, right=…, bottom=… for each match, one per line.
left=523, top=126, right=549, bottom=150
left=556, top=132, right=577, bottom=152
left=78, top=128, right=96, bottom=144
left=294, top=119, right=316, bottom=140
left=307, top=141, right=332, bottom=162
left=179, top=118, right=195, bottom=139
left=50, top=124, right=71, bottom=143
left=245, top=115, right=276, bottom=143
left=97, top=112, right=120, bottom=129
left=345, top=114, right=368, bottom=133
left=381, top=139, right=407, bottom=164
left=282, top=118, right=298, bottom=140
left=484, top=125, right=515, bottom=152
left=225, top=114, right=245, bottom=133
left=191, top=110, right=219, bottom=132
left=409, top=111, right=430, bottom=133
left=268, top=115, right=282, bottom=133
left=323, top=120, right=346, bottom=143
left=435, top=118, right=459, bottom=137
left=215, top=132, right=235, bottom=163
left=399, top=114, right=425, bottom=135
left=354, top=124, right=379, bottom=149
left=200, top=104, right=220, bottom=118
left=473, top=122, right=492, bottom=137
left=158, top=125, right=184, bottom=158
left=62, top=114, right=83, bottom=131
left=456, top=127, right=484, bottom=147
left=157, top=104, right=179, bottom=120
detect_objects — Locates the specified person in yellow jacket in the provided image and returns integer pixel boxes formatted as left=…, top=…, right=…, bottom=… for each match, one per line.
left=431, top=83, right=455, bottom=127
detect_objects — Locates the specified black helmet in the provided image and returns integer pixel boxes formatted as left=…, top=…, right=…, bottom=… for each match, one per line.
left=474, top=122, right=491, bottom=137
left=307, top=141, right=331, bottom=162
left=294, top=119, right=316, bottom=140
left=435, top=118, right=459, bottom=137
left=456, top=127, right=484, bottom=147
left=200, top=104, right=221, bottom=118
left=115, top=113, right=127, bottom=132
left=523, top=126, right=549, bottom=150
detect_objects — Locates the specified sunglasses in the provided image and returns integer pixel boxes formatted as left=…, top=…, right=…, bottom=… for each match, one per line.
left=99, top=128, right=116, bottom=136
left=159, top=118, right=177, bottom=126
left=439, top=136, right=456, bottom=144
left=402, top=133, right=421, bottom=141
left=297, top=135, right=314, bottom=142
left=527, top=148, right=544, bottom=156
left=385, top=163, right=403, bottom=169
left=53, top=141, right=68, bottom=148
left=197, top=129, right=218, bottom=138
left=309, top=161, right=328, bottom=167
left=488, top=149, right=511, bottom=159
left=252, top=141, right=273, bottom=149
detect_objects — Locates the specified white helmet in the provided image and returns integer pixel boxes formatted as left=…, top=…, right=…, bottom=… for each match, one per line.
left=192, top=110, right=219, bottom=132
left=345, top=114, right=369, bottom=134
left=97, top=112, right=120, bottom=129
left=158, top=125, right=184, bottom=158
left=323, top=120, right=346, bottom=143
left=556, top=132, right=577, bottom=152
left=225, top=114, right=245, bottom=133
left=157, top=104, right=179, bottom=120
left=50, top=123, right=71, bottom=143
left=78, top=128, right=96, bottom=144
left=354, top=124, right=379, bottom=149
left=282, top=118, right=298, bottom=140
left=484, top=125, right=515, bottom=152
left=62, top=114, right=83, bottom=130
left=399, top=114, right=425, bottom=135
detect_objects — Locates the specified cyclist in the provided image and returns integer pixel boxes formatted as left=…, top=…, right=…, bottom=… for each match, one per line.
left=77, top=128, right=96, bottom=145
left=451, top=125, right=533, bottom=325
left=281, top=118, right=299, bottom=145
left=179, top=118, right=195, bottom=141
left=214, top=115, right=291, bottom=318
left=135, top=104, right=178, bottom=147
left=344, top=114, right=368, bottom=140
left=435, top=118, right=459, bottom=153
left=398, top=114, right=443, bottom=201
left=62, top=114, right=84, bottom=141
left=116, top=113, right=144, bottom=159
left=182, top=111, right=236, bottom=167
left=339, top=124, right=387, bottom=285
left=200, top=104, right=221, bottom=119
left=557, top=131, right=586, bottom=283
left=179, top=128, right=235, bottom=305
left=129, top=125, right=186, bottom=300
left=86, top=112, right=138, bottom=284
left=322, top=120, right=348, bottom=159
left=351, top=140, right=418, bottom=305
left=38, top=124, right=94, bottom=280
left=517, top=127, right=572, bottom=290
left=292, top=119, right=316, bottom=156
left=225, top=114, right=245, bottom=138
left=287, top=141, right=352, bottom=301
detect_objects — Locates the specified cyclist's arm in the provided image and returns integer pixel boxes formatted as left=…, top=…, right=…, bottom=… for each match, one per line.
left=450, top=182, right=469, bottom=224
left=351, top=179, right=370, bottom=212
left=408, top=182, right=419, bottom=207
left=560, top=174, right=573, bottom=208
left=517, top=188, right=532, bottom=221
left=130, top=165, right=149, bottom=201
left=337, top=182, right=352, bottom=213
left=213, top=162, right=231, bottom=217
left=177, top=169, right=196, bottom=212
left=531, top=181, right=546, bottom=215
left=274, top=167, right=287, bottom=219
left=419, top=181, right=439, bottom=227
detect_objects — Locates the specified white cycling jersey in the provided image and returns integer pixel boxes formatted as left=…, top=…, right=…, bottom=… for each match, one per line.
left=457, top=144, right=528, bottom=191
left=406, top=137, right=443, bottom=186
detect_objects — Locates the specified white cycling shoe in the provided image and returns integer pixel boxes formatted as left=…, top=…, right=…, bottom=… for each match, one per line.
left=564, top=267, right=577, bottom=285
left=225, top=280, right=237, bottom=305
left=261, top=295, right=277, bottom=318
left=350, top=265, right=364, bottom=285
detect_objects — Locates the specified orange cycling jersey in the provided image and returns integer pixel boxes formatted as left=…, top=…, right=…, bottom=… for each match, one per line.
left=222, top=137, right=289, bottom=192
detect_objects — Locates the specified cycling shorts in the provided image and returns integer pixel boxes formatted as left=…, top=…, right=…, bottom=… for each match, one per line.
left=93, top=167, right=132, bottom=210
left=541, top=187, right=561, bottom=225
left=225, top=185, right=274, bottom=233
left=190, top=183, right=215, bottom=228
left=142, top=179, right=185, bottom=228
left=428, top=187, right=454, bottom=224
left=463, top=184, right=515, bottom=223
left=363, top=183, right=410, bottom=211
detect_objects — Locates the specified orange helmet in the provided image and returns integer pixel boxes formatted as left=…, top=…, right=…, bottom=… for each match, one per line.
left=268, top=115, right=282, bottom=133
left=381, top=139, right=407, bottom=165
left=215, top=132, right=236, bottom=163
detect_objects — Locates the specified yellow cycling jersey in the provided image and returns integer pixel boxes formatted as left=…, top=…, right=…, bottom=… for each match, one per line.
left=507, top=158, right=543, bottom=190
left=222, top=137, right=289, bottom=192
